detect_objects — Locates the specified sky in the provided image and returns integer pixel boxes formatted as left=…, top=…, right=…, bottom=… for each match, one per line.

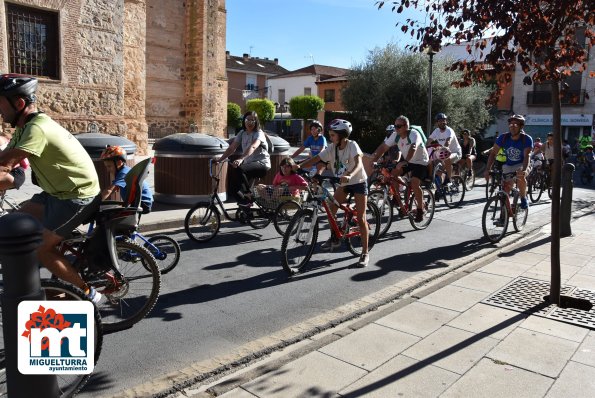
left=226, top=0, right=425, bottom=71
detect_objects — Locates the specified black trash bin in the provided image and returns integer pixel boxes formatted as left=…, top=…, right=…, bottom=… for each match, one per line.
left=75, top=133, right=136, bottom=201
left=153, top=133, right=229, bottom=204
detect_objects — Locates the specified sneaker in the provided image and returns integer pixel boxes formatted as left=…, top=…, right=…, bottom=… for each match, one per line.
left=414, top=209, right=424, bottom=223
left=321, top=237, right=341, bottom=251
left=520, top=197, right=529, bottom=209
left=356, top=253, right=369, bottom=268
left=86, top=287, right=103, bottom=304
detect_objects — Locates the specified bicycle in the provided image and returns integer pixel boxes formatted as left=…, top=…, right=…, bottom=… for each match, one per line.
left=485, top=165, right=502, bottom=200
left=280, top=172, right=381, bottom=276
left=184, top=159, right=304, bottom=242
left=0, top=279, right=103, bottom=397
left=578, top=158, right=594, bottom=185
left=481, top=175, right=529, bottom=243
left=454, top=161, right=475, bottom=191
left=431, top=159, right=465, bottom=208
left=368, top=162, right=436, bottom=236
left=527, top=165, right=551, bottom=203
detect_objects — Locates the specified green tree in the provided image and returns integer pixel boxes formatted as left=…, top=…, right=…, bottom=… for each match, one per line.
left=227, top=102, right=242, bottom=129
left=289, top=95, right=325, bottom=141
left=342, top=43, right=492, bottom=150
left=246, top=98, right=276, bottom=124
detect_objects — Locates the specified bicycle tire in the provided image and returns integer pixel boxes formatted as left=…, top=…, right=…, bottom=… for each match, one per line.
left=145, top=235, right=181, bottom=274
left=408, top=187, right=435, bottom=230
left=184, top=202, right=220, bottom=243
left=485, top=175, right=499, bottom=200
left=368, top=188, right=393, bottom=238
left=464, top=168, right=475, bottom=191
left=513, top=198, right=529, bottom=232
left=482, top=195, right=509, bottom=243
left=273, top=200, right=301, bottom=236
left=346, top=201, right=381, bottom=256
left=280, top=208, right=319, bottom=275
left=0, top=279, right=103, bottom=398
left=92, top=239, right=160, bottom=332
left=246, top=206, right=272, bottom=229
left=528, top=173, right=543, bottom=203
left=442, top=176, right=465, bottom=208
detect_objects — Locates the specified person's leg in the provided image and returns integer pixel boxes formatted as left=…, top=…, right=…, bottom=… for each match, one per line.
left=238, top=162, right=269, bottom=194
left=353, top=192, right=368, bottom=254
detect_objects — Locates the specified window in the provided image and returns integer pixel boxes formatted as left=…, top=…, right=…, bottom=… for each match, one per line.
left=278, top=89, right=285, bottom=104
left=246, top=74, right=257, bottom=90
left=6, top=4, right=59, bottom=78
left=324, top=89, right=335, bottom=103
left=304, top=87, right=311, bottom=96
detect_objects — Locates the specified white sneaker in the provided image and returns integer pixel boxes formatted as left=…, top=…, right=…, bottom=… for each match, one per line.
left=356, top=253, right=369, bottom=268
left=87, top=287, right=103, bottom=304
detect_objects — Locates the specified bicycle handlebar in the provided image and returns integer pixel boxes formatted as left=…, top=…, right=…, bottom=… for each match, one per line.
left=209, top=158, right=229, bottom=178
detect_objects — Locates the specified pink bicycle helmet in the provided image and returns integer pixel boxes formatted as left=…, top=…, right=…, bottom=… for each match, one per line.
left=434, top=146, right=451, bottom=160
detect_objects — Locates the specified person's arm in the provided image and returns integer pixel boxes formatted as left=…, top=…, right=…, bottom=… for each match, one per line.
left=297, top=154, right=322, bottom=170
left=217, top=140, right=239, bottom=162
left=484, top=144, right=499, bottom=178
left=521, top=147, right=532, bottom=172
left=236, top=134, right=263, bottom=165
left=291, top=146, right=306, bottom=158
left=341, top=154, right=363, bottom=183
left=101, top=184, right=119, bottom=200
left=0, top=147, right=29, bottom=179
left=367, top=142, right=390, bottom=162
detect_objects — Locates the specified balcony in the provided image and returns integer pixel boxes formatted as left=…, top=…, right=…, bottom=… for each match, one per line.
left=527, top=89, right=586, bottom=106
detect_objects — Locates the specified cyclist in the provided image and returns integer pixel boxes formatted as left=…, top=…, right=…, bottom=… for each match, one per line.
left=577, top=130, right=593, bottom=161
left=428, top=113, right=461, bottom=183
left=543, top=132, right=555, bottom=175
left=530, top=142, right=545, bottom=173
left=216, top=111, right=271, bottom=204
left=291, top=120, right=327, bottom=175
left=100, top=145, right=153, bottom=213
left=0, top=74, right=103, bottom=302
left=484, top=114, right=534, bottom=209
left=295, top=118, right=370, bottom=267
left=458, top=129, right=476, bottom=176
left=367, top=115, right=429, bottom=222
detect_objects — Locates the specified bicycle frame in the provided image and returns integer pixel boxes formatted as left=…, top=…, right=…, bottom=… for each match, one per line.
left=373, top=165, right=414, bottom=215
left=206, top=159, right=241, bottom=221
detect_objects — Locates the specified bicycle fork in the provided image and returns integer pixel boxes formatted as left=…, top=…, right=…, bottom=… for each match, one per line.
left=294, top=206, right=319, bottom=244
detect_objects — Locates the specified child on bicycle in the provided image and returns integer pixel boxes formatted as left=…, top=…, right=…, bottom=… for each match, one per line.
left=291, top=120, right=327, bottom=175
left=295, top=119, right=370, bottom=268
left=100, top=145, right=153, bottom=213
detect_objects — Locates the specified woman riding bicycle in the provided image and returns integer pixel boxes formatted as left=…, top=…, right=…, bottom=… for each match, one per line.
left=294, top=119, right=370, bottom=268
left=216, top=111, right=271, bottom=204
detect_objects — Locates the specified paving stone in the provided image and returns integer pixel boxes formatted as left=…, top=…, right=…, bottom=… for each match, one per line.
left=375, top=301, right=460, bottom=338
left=558, top=251, right=592, bottom=267
left=498, top=251, right=547, bottom=266
left=572, top=334, right=595, bottom=367
left=480, top=259, right=535, bottom=278
left=545, top=361, right=595, bottom=398
left=318, top=323, right=419, bottom=371
left=441, top=358, right=553, bottom=398
left=447, top=303, right=526, bottom=340
left=519, top=315, right=589, bottom=343
left=567, top=273, right=595, bottom=290
left=578, top=262, right=595, bottom=277
left=402, top=325, right=499, bottom=375
left=451, top=271, right=513, bottom=293
left=218, top=388, right=259, bottom=398
left=338, top=354, right=458, bottom=398
left=525, top=260, right=580, bottom=281
left=241, top=351, right=366, bottom=398
left=487, top=327, right=580, bottom=378
left=418, top=285, right=488, bottom=312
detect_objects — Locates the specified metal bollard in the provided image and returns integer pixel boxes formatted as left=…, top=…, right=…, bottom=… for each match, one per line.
left=0, top=213, right=59, bottom=398
left=560, top=163, right=575, bottom=238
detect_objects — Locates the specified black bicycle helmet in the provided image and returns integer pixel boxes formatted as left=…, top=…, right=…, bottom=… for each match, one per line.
left=435, top=113, right=447, bottom=121
left=0, top=74, right=38, bottom=102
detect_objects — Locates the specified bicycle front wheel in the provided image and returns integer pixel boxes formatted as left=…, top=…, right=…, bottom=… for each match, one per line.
left=346, top=201, right=381, bottom=256
left=145, top=235, right=181, bottom=274
left=528, top=173, right=543, bottom=203
left=93, top=240, right=161, bottom=332
left=0, top=279, right=103, bottom=398
left=513, top=197, right=529, bottom=232
left=280, top=209, right=319, bottom=275
left=185, top=202, right=220, bottom=243
left=274, top=200, right=301, bottom=236
left=408, top=187, right=435, bottom=230
left=485, top=176, right=499, bottom=199
left=482, top=195, right=509, bottom=243
left=443, top=176, right=465, bottom=208
left=368, top=188, right=393, bottom=238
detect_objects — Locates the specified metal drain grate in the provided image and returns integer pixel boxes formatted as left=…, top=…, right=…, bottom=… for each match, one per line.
left=482, top=277, right=595, bottom=330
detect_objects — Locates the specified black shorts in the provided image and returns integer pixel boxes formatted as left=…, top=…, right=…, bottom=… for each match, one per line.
left=341, top=182, right=368, bottom=196
left=10, top=167, right=25, bottom=189
left=403, top=163, right=428, bottom=181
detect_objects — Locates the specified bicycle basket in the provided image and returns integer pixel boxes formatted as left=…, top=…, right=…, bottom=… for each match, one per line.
left=252, top=185, right=306, bottom=210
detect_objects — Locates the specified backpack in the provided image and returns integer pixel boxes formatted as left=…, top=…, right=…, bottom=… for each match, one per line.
left=404, top=125, right=427, bottom=146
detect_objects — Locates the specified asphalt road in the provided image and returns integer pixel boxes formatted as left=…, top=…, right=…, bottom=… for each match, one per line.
left=74, top=179, right=595, bottom=397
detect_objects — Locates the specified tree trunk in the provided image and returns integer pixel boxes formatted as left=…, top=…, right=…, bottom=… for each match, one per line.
left=550, top=81, right=562, bottom=306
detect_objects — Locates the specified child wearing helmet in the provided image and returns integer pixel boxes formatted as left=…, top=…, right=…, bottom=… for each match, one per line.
left=296, top=118, right=371, bottom=268
left=291, top=120, right=327, bottom=175
left=101, top=145, right=153, bottom=213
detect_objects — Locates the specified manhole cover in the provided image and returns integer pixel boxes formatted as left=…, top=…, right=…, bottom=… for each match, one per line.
left=482, top=277, right=595, bottom=330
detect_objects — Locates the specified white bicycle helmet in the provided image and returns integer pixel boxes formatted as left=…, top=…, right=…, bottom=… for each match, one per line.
left=385, top=124, right=395, bottom=132
left=329, top=119, right=352, bottom=138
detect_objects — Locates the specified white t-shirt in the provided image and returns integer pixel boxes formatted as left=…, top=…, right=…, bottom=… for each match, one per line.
left=318, top=140, right=367, bottom=186
left=384, top=130, right=429, bottom=166
left=429, top=126, right=462, bottom=156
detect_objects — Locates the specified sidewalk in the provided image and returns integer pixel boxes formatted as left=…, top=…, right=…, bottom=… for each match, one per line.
left=180, top=208, right=595, bottom=398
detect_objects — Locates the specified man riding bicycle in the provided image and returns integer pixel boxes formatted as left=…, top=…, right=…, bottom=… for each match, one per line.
left=428, top=113, right=461, bottom=183
left=484, top=114, right=534, bottom=209
left=0, top=74, right=102, bottom=302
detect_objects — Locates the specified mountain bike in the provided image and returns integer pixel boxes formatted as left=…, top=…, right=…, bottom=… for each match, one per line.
left=280, top=172, right=381, bottom=276
left=527, top=165, right=550, bottom=203
left=431, top=160, right=465, bottom=208
left=485, top=167, right=502, bottom=200
left=454, top=161, right=475, bottom=191
left=368, top=162, right=435, bottom=237
left=0, top=279, right=103, bottom=397
left=185, top=159, right=304, bottom=242
left=482, top=175, right=529, bottom=243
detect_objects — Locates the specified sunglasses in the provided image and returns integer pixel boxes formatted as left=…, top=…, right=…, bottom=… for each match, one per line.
left=394, top=124, right=405, bottom=128
left=246, top=119, right=256, bottom=122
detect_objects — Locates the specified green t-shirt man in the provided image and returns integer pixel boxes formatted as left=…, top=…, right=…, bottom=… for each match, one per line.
left=8, top=113, right=100, bottom=200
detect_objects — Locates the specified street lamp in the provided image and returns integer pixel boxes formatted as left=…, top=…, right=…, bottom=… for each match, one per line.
left=424, top=46, right=438, bottom=136
left=274, top=101, right=289, bottom=137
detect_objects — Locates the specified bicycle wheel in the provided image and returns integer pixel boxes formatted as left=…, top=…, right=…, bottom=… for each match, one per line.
left=408, top=187, right=435, bottom=230
left=0, top=279, right=103, bottom=398
left=184, top=202, right=220, bottom=243
left=273, top=200, right=301, bottom=236
left=368, top=188, right=393, bottom=238
left=442, top=176, right=465, bottom=208
left=513, top=197, right=529, bottom=232
left=144, top=235, right=181, bottom=275
left=482, top=195, right=509, bottom=243
left=280, top=209, right=318, bottom=275
left=346, top=201, right=381, bottom=256
left=528, top=173, right=543, bottom=203
left=464, top=168, right=475, bottom=191
left=92, top=240, right=160, bottom=332
left=246, top=205, right=272, bottom=229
